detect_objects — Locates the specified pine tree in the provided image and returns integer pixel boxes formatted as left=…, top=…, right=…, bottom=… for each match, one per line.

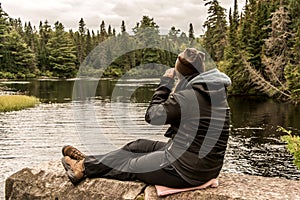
left=121, top=20, right=126, bottom=33
left=100, top=20, right=107, bottom=42
left=113, top=23, right=130, bottom=74
left=3, top=29, right=36, bottom=77
left=227, top=8, right=234, bottom=47
left=46, top=21, right=77, bottom=78
left=239, top=0, right=251, bottom=49
left=37, top=20, right=52, bottom=72
left=284, top=0, right=300, bottom=102
left=232, top=0, right=239, bottom=30
left=243, top=0, right=299, bottom=101
left=203, top=0, right=227, bottom=62
left=168, top=26, right=181, bottom=41
left=132, top=16, right=160, bottom=65
left=284, top=59, right=300, bottom=102
left=108, top=25, right=113, bottom=37
left=0, top=4, right=36, bottom=78
left=132, top=16, right=159, bottom=35
left=289, top=0, right=300, bottom=64
left=78, top=18, right=86, bottom=36
left=0, top=3, right=10, bottom=63
left=76, top=18, right=86, bottom=64
left=165, top=27, right=181, bottom=66
left=10, top=18, right=23, bottom=36
left=85, top=29, right=93, bottom=56
left=262, top=1, right=291, bottom=87
left=113, top=32, right=132, bottom=73
left=293, top=26, right=300, bottom=64
left=91, top=30, right=98, bottom=48
left=188, top=23, right=195, bottom=41
left=246, top=0, right=272, bottom=69
left=222, top=1, right=250, bottom=94
left=225, top=0, right=239, bottom=57
left=23, top=22, right=37, bottom=52
left=178, top=32, right=189, bottom=47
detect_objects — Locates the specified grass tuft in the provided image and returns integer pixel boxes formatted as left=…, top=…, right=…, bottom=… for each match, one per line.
left=0, top=95, right=39, bottom=112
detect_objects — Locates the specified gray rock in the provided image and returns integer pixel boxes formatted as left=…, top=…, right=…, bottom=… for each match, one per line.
left=145, top=173, right=300, bottom=200
left=5, top=161, right=300, bottom=200
left=5, top=160, right=146, bottom=200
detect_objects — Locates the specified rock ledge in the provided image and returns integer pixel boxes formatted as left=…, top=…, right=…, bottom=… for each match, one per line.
left=5, top=161, right=300, bottom=200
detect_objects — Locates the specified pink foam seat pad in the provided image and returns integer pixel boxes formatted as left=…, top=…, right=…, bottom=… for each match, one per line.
left=155, top=178, right=219, bottom=197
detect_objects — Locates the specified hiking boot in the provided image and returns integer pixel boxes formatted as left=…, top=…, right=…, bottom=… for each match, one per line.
left=62, top=145, right=86, bottom=160
left=61, top=156, right=85, bottom=184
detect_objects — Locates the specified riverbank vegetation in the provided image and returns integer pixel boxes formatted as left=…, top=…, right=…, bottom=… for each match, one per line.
left=0, top=95, right=39, bottom=112
left=278, top=127, right=300, bottom=171
left=0, top=0, right=299, bottom=103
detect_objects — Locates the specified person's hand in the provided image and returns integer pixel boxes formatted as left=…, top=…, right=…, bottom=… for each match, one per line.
left=163, top=68, right=175, bottom=79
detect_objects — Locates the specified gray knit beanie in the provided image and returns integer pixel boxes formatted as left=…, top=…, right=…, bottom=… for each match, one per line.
left=177, top=48, right=205, bottom=76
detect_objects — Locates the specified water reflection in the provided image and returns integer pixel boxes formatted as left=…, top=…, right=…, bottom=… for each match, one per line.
left=230, top=96, right=300, bottom=130
left=0, top=79, right=159, bottom=104
left=2, top=79, right=299, bottom=130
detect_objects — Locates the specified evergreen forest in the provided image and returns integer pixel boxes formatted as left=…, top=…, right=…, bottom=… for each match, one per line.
left=0, top=0, right=299, bottom=103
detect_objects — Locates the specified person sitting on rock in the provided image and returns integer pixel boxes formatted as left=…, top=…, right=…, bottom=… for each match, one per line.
left=61, top=48, right=231, bottom=188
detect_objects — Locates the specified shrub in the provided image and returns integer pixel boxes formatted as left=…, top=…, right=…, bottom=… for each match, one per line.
left=0, top=95, right=39, bottom=112
left=278, top=127, right=300, bottom=170
left=25, top=73, right=37, bottom=79
left=0, top=72, right=16, bottom=79
left=16, top=72, right=26, bottom=79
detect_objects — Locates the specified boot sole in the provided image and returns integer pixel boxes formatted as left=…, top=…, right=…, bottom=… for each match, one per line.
left=61, top=157, right=82, bottom=185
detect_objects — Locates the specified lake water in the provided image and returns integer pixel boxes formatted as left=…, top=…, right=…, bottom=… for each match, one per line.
left=0, top=79, right=300, bottom=198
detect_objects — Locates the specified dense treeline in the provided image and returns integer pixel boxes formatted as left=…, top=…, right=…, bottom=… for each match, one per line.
left=203, top=0, right=300, bottom=102
left=0, top=3, right=196, bottom=79
left=202, top=0, right=299, bottom=102
left=0, top=1, right=299, bottom=102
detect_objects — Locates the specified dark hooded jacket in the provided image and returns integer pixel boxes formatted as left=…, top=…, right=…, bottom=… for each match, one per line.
left=145, top=68, right=231, bottom=185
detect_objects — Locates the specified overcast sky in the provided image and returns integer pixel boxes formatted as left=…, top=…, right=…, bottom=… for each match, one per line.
left=1, top=0, right=246, bottom=35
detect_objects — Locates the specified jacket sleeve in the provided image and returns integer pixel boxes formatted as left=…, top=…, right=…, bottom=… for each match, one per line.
left=145, top=76, right=181, bottom=125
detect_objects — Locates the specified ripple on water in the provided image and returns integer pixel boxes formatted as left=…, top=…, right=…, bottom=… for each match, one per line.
left=0, top=102, right=167, bottom=197
left=1, top=102, right=300, bottom=198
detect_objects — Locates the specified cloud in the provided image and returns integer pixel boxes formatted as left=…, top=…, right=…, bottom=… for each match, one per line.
left=1, top=0, right=246, bottom=35
left=112, top=0, right=209, bottom=34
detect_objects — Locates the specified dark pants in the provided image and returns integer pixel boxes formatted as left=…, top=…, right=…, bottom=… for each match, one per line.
left=84, top=139, right=192, bottom=188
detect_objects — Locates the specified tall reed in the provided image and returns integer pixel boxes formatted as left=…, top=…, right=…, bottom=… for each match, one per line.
left=0, top=95, right=39, bottom=112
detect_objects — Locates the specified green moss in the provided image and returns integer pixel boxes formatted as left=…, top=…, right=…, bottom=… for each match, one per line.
left=135, top=194, right=144, bottom=200
left=0, top=95, right=39, bottom=112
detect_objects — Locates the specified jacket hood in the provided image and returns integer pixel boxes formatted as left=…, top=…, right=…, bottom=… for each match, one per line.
left=189, top=68, right=231, bottom=87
